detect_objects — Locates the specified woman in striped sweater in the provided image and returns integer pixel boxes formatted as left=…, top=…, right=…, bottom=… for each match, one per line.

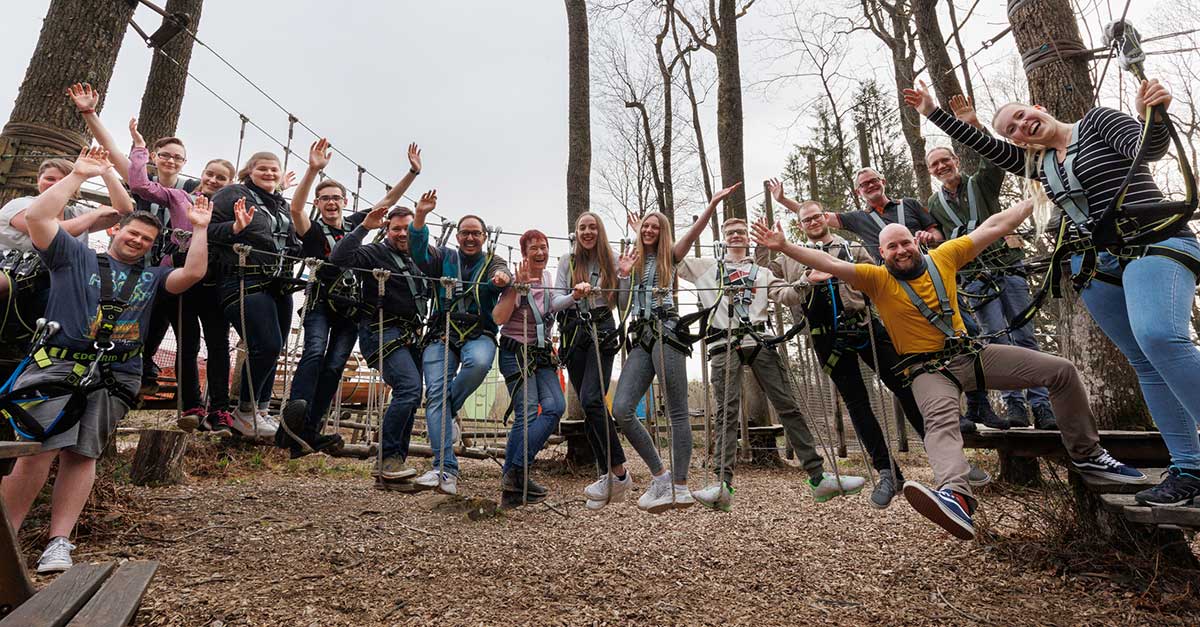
left=904, top=79, right=1200, bottom=507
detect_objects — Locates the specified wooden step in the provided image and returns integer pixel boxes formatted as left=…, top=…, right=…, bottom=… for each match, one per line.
left=1080, top=469, right=1168, bottom=495
left=1098, top=493, right=1200, bottom=528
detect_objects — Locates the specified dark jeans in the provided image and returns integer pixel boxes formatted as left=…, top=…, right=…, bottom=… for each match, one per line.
left=813, top=319, right=925, bottom=474
left=360, top=324, right=423, bottom=460
left=498, top=348, right=565, bottom=472
left=142, top=283, right=233, bottom=410
left=563, top=317, right=625, bottom=475
left=221, top=278, right=292, bottom=410
left=289, top=302, right=358, bottom=433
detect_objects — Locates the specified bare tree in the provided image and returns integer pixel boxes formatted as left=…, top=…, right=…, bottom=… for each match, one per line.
left=136, top=0, right=204, bottom=146
left=566, top=0, right=592, bottom=230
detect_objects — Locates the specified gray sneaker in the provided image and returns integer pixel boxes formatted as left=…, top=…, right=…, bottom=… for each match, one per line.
left=36, top=536, right=75, bottom=574
left=869, top=469, right=899, bottom=509
left=379, top=456, right=418, bottom=481
left=967, top=465, right=992, bottom=487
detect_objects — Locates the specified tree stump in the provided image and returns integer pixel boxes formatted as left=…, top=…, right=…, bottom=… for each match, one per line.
left=130, top=429, right=188, bottom=486
left=1070, top=474, right=1199, bottom=569
left=999, top=453, right=1042, bottom=487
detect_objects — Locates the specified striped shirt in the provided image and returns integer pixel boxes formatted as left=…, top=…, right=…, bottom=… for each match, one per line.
left=927, top=106, right=1188, bottom=239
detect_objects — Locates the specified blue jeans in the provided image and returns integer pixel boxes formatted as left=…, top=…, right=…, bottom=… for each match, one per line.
left=362, top=325, right=423, bottom=461
left=498, top=348, right=565, bottom=472
left=289, top=303, right=359, bottom=435
left=1072, top=235, right=1200, bottom=468
left=422, top=335, right=497, bottom=476
left=222, top=279, right=292, bottom=411
left=965, top=272, right=1051, bottom=409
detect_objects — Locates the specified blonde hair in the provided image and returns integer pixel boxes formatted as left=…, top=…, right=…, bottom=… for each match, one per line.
left=572, top=211, right=618, bottom=307
left=632, top=211, right=675, bottom=290
left=1021, top=147, right=1056, bottom=235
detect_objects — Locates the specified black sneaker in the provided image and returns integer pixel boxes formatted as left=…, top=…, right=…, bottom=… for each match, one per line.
left=966, top=396, right=1008, bottom=430
left=290, top=433, right=344, bottom=459
left=1134, top=467, right=1200, bottom=507
left=502, top=468, right=548, bottom=499
left=1005, top=400, right=1030, bottom=428
left=1032, top=404, right=1058, bottom=430
left=958, top=415, right=978, bottom=434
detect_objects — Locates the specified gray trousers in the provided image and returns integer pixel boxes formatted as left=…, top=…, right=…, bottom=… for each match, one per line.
left=611, top=339, right=692, bottom=484
left=911, top=344, right=1103, bottom=497
left=709, top=344, right=824, bottom=485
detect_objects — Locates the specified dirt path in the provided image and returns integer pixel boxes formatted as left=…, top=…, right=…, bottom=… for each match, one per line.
left=17, top=440, right=1200, bottom=626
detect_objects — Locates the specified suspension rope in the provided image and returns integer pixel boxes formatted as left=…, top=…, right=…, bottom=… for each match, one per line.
left=374, top=268, right=390, bottom=474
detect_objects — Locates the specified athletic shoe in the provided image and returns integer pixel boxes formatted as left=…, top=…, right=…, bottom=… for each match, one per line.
left=958, top=415, right=977, bottom=434
left=869, top=469, right=898, bottom=509
left=1134, top=467, right=1200, bottom=507
left=810, top=471, right=866, bottom=503
left=206, top=410, right=234, bottom=437
left=672, top=484, right=695, bottom=509
left=1006, top=400, right=1031, bottom=428
left=693, top=482, right=735, bottom=512
left=36, top=536, right=75, bottom=574
left=501, top=467, right=548, bottom=498
left=1032, top=405, right=1058, bottom=430
left=231, top=408, right=276, bottom=438
left=902, top=481, right=975, bottom=540
left=414, top=470, right=457, bottom=495
left=584, top=472, right=632, bottom=510
left=637, top=475, right=676, bottom=513
left=966, top=465, right=992, bottom=487
left=966, top=398, right=1008, bottom=430
left=378, top=456, right=419, bottom=481
left=281, top=400, right=308, bottom=441
left=1072, top=450, right=1147, bottom=484
left=291, top=433, right=344, bottom=459
left=177, top=407, right=206, bottom=432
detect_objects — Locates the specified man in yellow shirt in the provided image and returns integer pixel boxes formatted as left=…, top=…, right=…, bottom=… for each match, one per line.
left=753, top=199, right=1146, bottom=541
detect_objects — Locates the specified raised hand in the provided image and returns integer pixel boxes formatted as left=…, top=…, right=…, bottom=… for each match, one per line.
left=617, top=247, right=639, bottom=276
left=514, top=260, right=535, bottom=285
left=129, top=118, right=146, bottom=148
left=710, top=182, right=743, bottom=206
left=914, top=230, right=936, bottom=245
left=902, top=79, right=936, bottom=116
left=362, top=204, right=388, bottom=230
left=416, top=189, right=438, bottom=217
left=66, top=82, right=99, bottom=113
left=626, top=209, right=641, bottom=233
left=1136, top=78, right=1172, bottom=115
left=232, top=197, right=255, bottom=234
left=73, top=146, right=112, bottom=179
left=408, top=142, right=422, bottom=174
left=308, top=138, right=332, bottom=171
left=571, top=281, right=592, bottom=301
left=751, top=217, right=786, bottom=251
left=491, top=269, right=511, bottom=288
left=188, top=194, right=213, bottom=229
left=281, top=170, right=297, bottom=192
left=767, top=178, right=785, bottom=203
left=948, top=94, right=979, bottom=127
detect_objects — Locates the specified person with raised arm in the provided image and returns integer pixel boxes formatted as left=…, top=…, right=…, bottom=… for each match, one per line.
left=555, top=211, right=636, bottom=508
left=754, top=197, right=1145, bottom=540
left=408, top=195, right=511, bottom=495
left=0, top=147, right=209, bottom=573
left=904, top=76, right=1200, bottom=508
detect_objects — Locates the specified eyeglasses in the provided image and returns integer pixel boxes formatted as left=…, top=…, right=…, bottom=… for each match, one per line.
left=317, top=195, right=345, bottom=203
left=156, top=152, right=186, bottom=163
left=857, top=177, right=882, bottom=190
left=723, top=228, right=748, bottom=237
left=800, top=215, right=824, bottom=225
left=459, top=230, right=484, bottom=238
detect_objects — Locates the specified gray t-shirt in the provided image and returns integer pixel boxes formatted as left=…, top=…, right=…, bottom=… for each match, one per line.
left=39, top=228, right=171, bottom=376
left=0, top=196, right=93, bottom=252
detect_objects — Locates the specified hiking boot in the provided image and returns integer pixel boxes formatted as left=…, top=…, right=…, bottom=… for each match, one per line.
left=584, top=472, right=632, bottom=510
left=414, top=470, right=457, bottom=495
left=869, top=469, right=899, bottom=509
left=36, top=536, right=75, bottom=574
left=177, top=407, right=206, bottom=432
left=967, top=465, right=992, bottom=487
left=206, top=409, right=234, bottom=437
left=1006, top=400, right=1031, bottom=428
left=693, top=482, right=735, bottom=512
left=958, top=415, right=977, bottom=434
left=377, top=456, right=418, bottom=481
left=1072, top=449, right=1147, bottom=484
left=637, top=474, right=677, bottom=514
left=810, top=471, right=866, bottom=503
left=231, top=407, right=276, bottom=439
left=1134, top=467, right=1200, bottom=507
left=902, top=481, right=975, bottom=541
left=966, top=396, right=1008, bottom=430
left=502, top=467, right=548, bottom=498
left=1032, top=404, right=1058, bottom=430
left=291, top=433, right=344, bottom=460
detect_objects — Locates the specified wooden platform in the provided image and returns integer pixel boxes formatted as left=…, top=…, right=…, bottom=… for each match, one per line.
left=961, top=428, right=1171, bottom=467
left=1081, top=471, right=1200, bottom=529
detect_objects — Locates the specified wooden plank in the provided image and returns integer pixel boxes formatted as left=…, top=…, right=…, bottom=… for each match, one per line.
left=0, top=562, right=114, bottom=627
left=0, top=496, right=35, bottom=618
left=1098, top=494, right=1200, bottom=528
left=960, top=430, right=1170, bottom=466
left=1098, top=493, right=1138, bottom=513
left=0, top=441, right=42, bottom=461
left=67, top=561, right=158, bottom=627
left=1080, top=469, right=1168, bottom=495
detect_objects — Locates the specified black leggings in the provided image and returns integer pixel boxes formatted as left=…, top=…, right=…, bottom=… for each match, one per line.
left=142, top=282, right=233, bottom=410
left=563, top=315, right=626, bottom=474
left=221, top=278, right=292, bottom=410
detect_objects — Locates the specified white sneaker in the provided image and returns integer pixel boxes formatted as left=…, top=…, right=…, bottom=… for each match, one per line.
left=414, top=470, right=457, bottom=495
left=637, top=475, right=676, bottom=514
left=584, top=472, right=632, bottom=510
left=810, top=471, right=866, bottom=503
left=36, top=536, right=75, bottom=574
left=230, top=408, right=262, bottom=438
left=693, top=482, right=735, bottom=512
left=672, top=484, right=695, bottom=510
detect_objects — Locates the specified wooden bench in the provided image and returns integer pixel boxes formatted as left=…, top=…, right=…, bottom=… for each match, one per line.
left=0, top=560, right=159, bottom=626
left=1, top=440, right=42, bottom=617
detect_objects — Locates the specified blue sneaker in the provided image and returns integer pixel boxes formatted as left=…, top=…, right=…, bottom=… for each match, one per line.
left=1072, top=450, right=1147, bottom=484
left=1134, top=467, right=1200, bottom=507
left=902, top=481, right=975, bottom=541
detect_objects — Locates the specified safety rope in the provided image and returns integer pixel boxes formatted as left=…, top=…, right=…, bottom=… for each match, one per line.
left=374, top=269, right=390, bottom=474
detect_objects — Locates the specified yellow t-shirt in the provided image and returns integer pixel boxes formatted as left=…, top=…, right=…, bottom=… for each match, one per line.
left=851, top=236, right=975, bottom=355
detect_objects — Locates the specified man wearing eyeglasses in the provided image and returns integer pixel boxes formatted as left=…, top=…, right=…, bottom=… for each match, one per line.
left=822, top=168, right=943, bottom=263
left=280, top=139, right=423, bottom=458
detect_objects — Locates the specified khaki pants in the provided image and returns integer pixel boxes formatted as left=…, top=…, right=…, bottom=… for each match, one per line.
left=911, top=344, right=1102, bottom=497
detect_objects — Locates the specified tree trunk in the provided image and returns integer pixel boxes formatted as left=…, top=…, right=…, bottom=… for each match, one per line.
left=714, top=0, right=747, bottom=218
left=0, top=0, right=136, bottom=206
left=1009, top=0, right=1152, bottom=429
left=911, top=0, right=979, bottom=174
left=886, top=7, right=933, bottom=201
left=565, top=0, right=591, bottom=231
left=136, top=0, right=204, bottom=146
left=654, top=4, right=675, bottom=221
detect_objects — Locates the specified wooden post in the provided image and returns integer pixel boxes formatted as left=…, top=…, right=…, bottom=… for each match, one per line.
left=807, top=149, right=819, bottom=200
left=130, top=429, right=188, bottom=486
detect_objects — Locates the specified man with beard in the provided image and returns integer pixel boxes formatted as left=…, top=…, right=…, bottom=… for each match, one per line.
left=924, top=95, right=1056, bottom=430
left=753, top=199, right=1146, bottom=541
left=329, top=197, right=433, bottom=480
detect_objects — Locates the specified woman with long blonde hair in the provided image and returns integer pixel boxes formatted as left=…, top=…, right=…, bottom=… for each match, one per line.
left=904, top=78, right=1200, bottom=507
